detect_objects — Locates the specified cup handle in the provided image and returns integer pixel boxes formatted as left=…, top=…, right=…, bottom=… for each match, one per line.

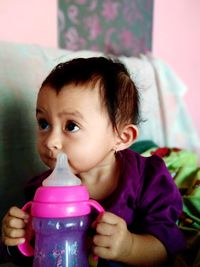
left=88, top=199, right=104, bottom=213
left=17, top=201, right=34, bottom=256
left=88, top=200, right=104, bottom=262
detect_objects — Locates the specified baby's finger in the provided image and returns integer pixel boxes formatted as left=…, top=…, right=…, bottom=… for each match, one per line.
left=4, top=215, right=27, bottom=229
left=3, top=226, right=26, bottom=239
left=98, top=212, right=122, bottom=224
left=8, top=206, right=29, bottom=220
left=96, top=221, right=116, bottom=236
left=4, top=236, right=25, bottom=247
left=93, top=234, right=111, bottom=248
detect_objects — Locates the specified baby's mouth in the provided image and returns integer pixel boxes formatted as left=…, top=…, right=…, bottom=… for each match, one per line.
left=45, top=156, right=56, bottom=168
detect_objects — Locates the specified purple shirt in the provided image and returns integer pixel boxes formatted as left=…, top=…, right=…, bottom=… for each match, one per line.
left=100, top=149, right=186, bottom=256
left=0, top=149, right=186, bottom=266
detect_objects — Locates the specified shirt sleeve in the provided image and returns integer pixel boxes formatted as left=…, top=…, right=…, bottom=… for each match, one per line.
left=0, top=239, right=33, bottom=266
left=0, top=239, right=11, bottom=263
left=136, top=155, right=186, bottom=257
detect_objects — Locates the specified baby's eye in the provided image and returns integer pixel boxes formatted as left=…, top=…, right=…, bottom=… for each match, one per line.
left=37, top=118, right=49, bottom=130
left=65, top=121, right=80, bottom=133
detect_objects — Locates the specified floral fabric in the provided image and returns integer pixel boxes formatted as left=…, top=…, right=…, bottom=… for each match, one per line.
left=58, top=0, right=154, bottom=56
left=141, top=142, right=200, bottom=267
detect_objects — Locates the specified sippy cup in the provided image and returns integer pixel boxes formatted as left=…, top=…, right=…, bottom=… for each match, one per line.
left=18, top=152, right=104, bottom=267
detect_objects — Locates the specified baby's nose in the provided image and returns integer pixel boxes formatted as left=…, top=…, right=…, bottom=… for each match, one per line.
left=45, top=130, right=63, bottom=151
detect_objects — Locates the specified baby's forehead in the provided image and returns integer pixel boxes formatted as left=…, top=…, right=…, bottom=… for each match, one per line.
left=37, top=82, right=107, bottom=115
left=38, top=82, right=103, bottom=104
left=36, top=83, right=110, bottom=120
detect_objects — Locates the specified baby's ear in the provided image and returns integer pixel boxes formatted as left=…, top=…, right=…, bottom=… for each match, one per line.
left=115, top=124, right=138, bottom=152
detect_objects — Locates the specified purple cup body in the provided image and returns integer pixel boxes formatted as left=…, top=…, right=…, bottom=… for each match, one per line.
left=18, top=185, right=104, bottom=267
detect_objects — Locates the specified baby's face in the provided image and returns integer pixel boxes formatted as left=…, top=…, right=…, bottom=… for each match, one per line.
left=36, top=84, right=118, bottom=175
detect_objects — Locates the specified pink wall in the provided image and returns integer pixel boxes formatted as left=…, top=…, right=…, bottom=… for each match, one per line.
left=0, top=0, right=199, bottom=135
left=153, top=0, right=200, bottom=136
left=0, top=0, right=57, bottom=47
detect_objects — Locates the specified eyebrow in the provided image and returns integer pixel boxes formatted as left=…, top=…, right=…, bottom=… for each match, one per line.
left=36, top=108, right=45, bottom=115
left=58, top=110, right=85, bottom=120
left=36, top=108, right=85, bottom=121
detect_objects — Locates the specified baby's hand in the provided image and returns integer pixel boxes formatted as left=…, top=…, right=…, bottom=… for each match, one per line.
left=1, top=206, right=29, bottom=246
left=92, top=212, right=133, bottom=262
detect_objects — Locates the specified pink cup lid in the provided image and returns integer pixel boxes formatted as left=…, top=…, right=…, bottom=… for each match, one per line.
left=31, top=185, right=91, bottom=218
left=34, top=185, right=89, bottom=203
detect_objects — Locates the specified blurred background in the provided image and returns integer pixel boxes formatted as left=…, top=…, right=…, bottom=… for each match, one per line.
left=0, top=0, right=199, bottom=136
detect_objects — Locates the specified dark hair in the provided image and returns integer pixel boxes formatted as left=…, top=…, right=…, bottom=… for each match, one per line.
left=41, top=57, right=140, bottom=130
